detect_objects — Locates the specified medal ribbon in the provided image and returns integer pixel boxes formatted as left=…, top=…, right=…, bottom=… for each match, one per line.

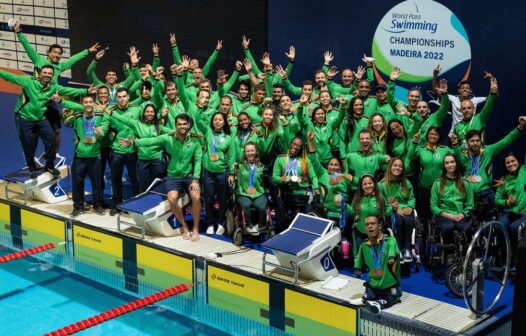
left=469, top=154, right=481, bottom=176
left=83, top=115, right=96, bottom=138
left=285, top=157, right=299, bottom=176
left=369, top=236, right=385, bottom=270
left=248, top=163, right=256, bottom=188
left=211, top=132, right=224, bottom=154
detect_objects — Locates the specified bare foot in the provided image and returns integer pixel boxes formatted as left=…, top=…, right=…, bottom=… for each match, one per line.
left=191, top=232, right=200, bottom=242
left=182, top=231, right=191, bottom=240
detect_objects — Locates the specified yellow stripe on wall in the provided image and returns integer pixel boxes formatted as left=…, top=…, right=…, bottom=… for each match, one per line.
left=285, top=289, right=357, bottom=333
left=208, top=266, right=269, bottom=305
left=136, top=244, right=192, bottom=280
left=73, top=225, right=122, bottom=258
left=21, top=209, right=64, bottom=240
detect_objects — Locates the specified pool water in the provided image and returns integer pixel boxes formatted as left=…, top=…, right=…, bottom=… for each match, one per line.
left=0, top=248, right=227, bottom=336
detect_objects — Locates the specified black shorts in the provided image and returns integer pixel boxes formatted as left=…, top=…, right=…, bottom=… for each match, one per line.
left=165, top=176, right=194, bottom=194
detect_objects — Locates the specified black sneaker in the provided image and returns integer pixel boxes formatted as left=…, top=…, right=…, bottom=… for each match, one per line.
left=83, top=204, right=92, bottom=212
left=365, top=300, right=383, bottom=315
left=109, top=208, right=120, bottom=216
left=28, top=167, right=38, bottom=179
left=45, top=166, right=60, bottom=177
left=94, top=206, right=105, bottom=215
left=70, top=208, right=82, bottom=218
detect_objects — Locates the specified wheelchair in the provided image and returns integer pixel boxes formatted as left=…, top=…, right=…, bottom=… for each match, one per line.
left=277, top=183, right=328, bottom=231
left=225, top=192, right=276, bottom=246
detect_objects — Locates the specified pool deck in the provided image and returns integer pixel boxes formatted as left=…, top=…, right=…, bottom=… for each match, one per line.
left=0, top=180, right=490, bottom=334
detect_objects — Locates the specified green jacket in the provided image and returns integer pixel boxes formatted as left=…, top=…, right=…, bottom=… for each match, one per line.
left=62, top=99, right=113, bottom=148
left=339, top=115, right=370, bottom=155
left=17, top=31, right=89, bottom=82
left=236, top=162, right=266, bottom=199
left=416, top=94, right=450, bottom=146
left=431, top=178, right=474, bottom=217
left=308, top=151, right=352, bottom=215
left=110, top=112, right=171, bottom=160
left=355, top=234, right=401, bottom=290
left=453, top=92, right=496, bottom=146
left=256, top=124, right=284, bottom=164
left=378, top=179, right=416, bottom=210
left=457, top=127, right=522, bottom=193
left=350, top=194, right=392, bottom=234
left=0, top=70, right=87, bottom=121
left=407, top=144, right=453, bottom=188
left=65, top=112, right=106, bottom=158
left=495, top=174, right=518, bottom=211
left=344, top=150, right=388, bottom=188
left=232, top=129, right=259, bottom=162
left=134, top=134, right=202, bottom=180
left=513, top=158, right=526, bottom=215
left=298, top=105, right=345, bottom=164
left=277, top=111, right=301, bottom=153
left=272, top=154, right=319, bottom=193
left=172, top=45, right=218, bottom=84
left=158, top=99, right=186, bottom=131
left=87, top=59, right=139, bottom=90
left=100, top=104, right=142, bottom=153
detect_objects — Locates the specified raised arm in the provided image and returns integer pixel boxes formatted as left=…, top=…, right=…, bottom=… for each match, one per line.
left=241, top=35, right=262, bottom=75
left=202, top=40, right=221, bottom=78
left=476, top=76, right=498, bottom=126
left=170, top=33, right=182, bottom=65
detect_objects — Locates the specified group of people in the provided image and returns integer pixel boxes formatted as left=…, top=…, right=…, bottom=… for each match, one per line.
left=2, top=21, right=526, bottom=314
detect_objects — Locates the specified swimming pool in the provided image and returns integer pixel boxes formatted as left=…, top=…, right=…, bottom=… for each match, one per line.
left=0, top=243, right=290, bottom=336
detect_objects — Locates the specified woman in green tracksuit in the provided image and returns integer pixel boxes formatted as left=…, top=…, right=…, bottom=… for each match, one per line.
left=430, top=154, right=474, bottom=243
left=407, top=126, right=453, bottom=222
left=350, top=174, right=392, bottom=255
left=193, top=111, right=237, bottom=236
left=235, top=142, right=267, bottom=235
left=107, top=103, right=170, bottom=193
left=254, top=107, right=285, bottom=165
left=339, top=97, right=370, bottom=156
left=378, top=158, right=416, bottom=262
left=297, top=97, right=345, bottom=165
left=369, top=113, right=388, bottom=154
left=495, top=153, right=525, bottom=254
left=231, top=112, right=259, bottom=162
left=306, top=131, right=353, bottom=230
left=385, top=118, right=419, bottom=175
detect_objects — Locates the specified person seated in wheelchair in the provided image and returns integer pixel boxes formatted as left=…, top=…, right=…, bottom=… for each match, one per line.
left=306, top=130, right=354, bottom=223
left=453, top=117, right=526, bottom=221
left=379, top=158, right=416, bottom=263
left=234, top=142, right=267, bottom=236
left=272, top=137, right=320, bottom=228
left=495, top=152, right=526, bottom=258
left=351, top=215, right=402, bottom=315
left=430, top=154, right=474, bottom=244
left=348, top=174, right=392, bottom=257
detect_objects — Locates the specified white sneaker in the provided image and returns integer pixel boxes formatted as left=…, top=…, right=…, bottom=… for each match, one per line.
left=349, top=298, right=365, bottom=306
left=365, top=300, right=382, bottom=315
left=245, top=226, right=259, bottom=236
left=404, top=250, right=412, bottom=263
left=216, top=224, right=225, bottom=235
left=206, top=225, right=215, bottom=235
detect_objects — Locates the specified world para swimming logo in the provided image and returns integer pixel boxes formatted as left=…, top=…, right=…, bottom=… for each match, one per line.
left=372, top=0, right=471, bottom=85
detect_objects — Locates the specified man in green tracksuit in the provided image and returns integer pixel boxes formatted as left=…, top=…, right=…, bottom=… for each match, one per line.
left=351, top=215, right=402, bottom=315
left=156, top=81, right=185, bottom=130
left=99, top=88, right=142, bottom=214
left=13, top=20, right=100, bottom=151
left=122, top=113, right=203, bottom=242
left=65, top=95, right=107, bottom=217
left=455, top=117, right=525, bottom=218
left=0, top=65, right=90, bottom=178
left=86, top=48, right=141, bottom=104
left=344, top=130, right=390, bottom=189
left=453, top=77, right=498, bottom=147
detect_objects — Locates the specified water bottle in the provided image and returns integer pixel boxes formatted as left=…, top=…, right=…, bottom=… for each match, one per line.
left=342, top=240, right=350, bottom=260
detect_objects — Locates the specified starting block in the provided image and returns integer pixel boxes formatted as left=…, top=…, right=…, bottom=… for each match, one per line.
left=2, top=154, right=69, bottom=205
left=262, top=213, right=341, bottom=284
left=116, top=179, right=189, bottom=239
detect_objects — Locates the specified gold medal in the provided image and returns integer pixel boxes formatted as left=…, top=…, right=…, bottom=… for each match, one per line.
left=371, top=268, right=384, bottom=278
left=246, top=187, right=257, bottom=195
left=209, top=154, right=219, bottom=161
left=83, top=137, right=95, bottom=144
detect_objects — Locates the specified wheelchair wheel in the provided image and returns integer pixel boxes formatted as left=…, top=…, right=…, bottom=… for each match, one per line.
left=233, top=228, right=243, bottom=246
left=226, top=210, right=235, bottom=236
left=446, top=262, right=473, bottom=298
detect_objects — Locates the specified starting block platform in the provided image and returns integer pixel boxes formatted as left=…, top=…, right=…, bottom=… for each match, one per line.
left=116, top=179, right=188, bottom=239
left=262, top=213, right=341, bottom=283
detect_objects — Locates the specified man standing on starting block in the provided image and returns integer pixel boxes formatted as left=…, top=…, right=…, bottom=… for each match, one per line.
left=351, top=215, right=402, bottom=314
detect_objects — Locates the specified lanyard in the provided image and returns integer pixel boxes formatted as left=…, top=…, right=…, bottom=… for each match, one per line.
left=469, top=154, right=481, bottom=176
left=285, top=156, right=299, bottom=176
left=370, top=236, right=385, bottom=269
left=211, top=132, right=224, bottom=153
left=240, top=130, right=250, bottom=145
left=247, top=163, right=257, bottom=187
left=108, top=87, right=117, bottom=104
left=83, top=115, right=96, bottom=138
